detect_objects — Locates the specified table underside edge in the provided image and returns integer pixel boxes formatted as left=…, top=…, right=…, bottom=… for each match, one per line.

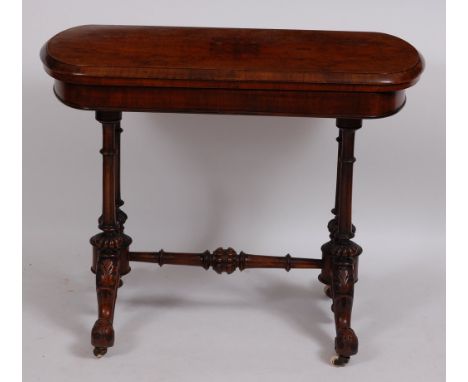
left=53, top=81, right=406, bottom=119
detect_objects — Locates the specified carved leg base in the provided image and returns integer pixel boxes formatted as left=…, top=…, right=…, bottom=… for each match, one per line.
left=91, top=232, right=132, bottom=277
left=319, top=219, right=357, bottom=288
left=330, top=251, right=360, bottom=365
left=91, top=258, right=126, bottom=290
left=90, top=243, right=121, bottom=357
left=324, top=285, right=332, bottom=298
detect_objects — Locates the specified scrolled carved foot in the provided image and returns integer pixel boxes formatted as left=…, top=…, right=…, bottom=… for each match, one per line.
left=118, top=279, right=123, bottom=288
left=324, top=285, right=332, bottom=298
left=91, top=318, right=115, bottom=350
left=93, top=347, right=108, bottom=358
left=330, top=355, right=350, bottom=366
left=335, top=327, right=358, bottom=358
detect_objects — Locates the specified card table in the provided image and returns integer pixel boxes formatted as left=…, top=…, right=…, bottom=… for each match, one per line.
left=41, top=25, right=424, bottom=365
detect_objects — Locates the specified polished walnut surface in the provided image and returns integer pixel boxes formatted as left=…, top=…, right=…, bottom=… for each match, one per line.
left=41, top=25, right=423, bottom=92
left=40, top=25, right=423, bottom=117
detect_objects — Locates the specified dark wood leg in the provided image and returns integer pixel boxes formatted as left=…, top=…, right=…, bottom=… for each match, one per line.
left=330, top=255, right=359, bottom=365
left=90, top=111, right=125, bottom=357
left=91, top=249, right=120, bottom=357
left=91, top=115, right=132, bottom=285
left=327, top=119, right=363, bottom=366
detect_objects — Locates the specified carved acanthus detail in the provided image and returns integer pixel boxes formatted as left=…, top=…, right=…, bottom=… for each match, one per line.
left=98, top=257, right=119, bottom=286
left=90, top=231, right=127, bottom=250
left=336, top=267, right=351, bottom=290
left=332, top=257, right=354, bottom=290
left=328, top=240, right=362, bottom=258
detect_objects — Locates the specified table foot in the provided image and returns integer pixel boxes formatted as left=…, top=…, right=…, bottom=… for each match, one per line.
left=331, top=255, right=359, bottom=362
left=93, top=347, right=108, bottom=358
left=330, top=354, right=350, bottom=366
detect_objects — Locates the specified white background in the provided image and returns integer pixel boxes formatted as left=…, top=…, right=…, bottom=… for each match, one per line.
left=23, top=1, right=445, bottom=381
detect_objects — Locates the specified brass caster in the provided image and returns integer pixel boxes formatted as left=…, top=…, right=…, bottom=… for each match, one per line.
left=93, top=347, right=107, bottom=358
left=324, top=285, right=332, bottom=298
left=330, top=355, right=350, bottom=366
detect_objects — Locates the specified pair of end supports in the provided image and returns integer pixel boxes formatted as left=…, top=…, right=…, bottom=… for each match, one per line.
left=89, top=112, right=363, bottom=366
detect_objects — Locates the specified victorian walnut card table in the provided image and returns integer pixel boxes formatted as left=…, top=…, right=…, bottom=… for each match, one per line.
left=40, top=25, right=423, bottom=366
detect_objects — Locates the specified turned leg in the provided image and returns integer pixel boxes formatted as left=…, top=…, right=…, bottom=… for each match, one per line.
left=319, top=129, right=357, bottom=298
left=90, top=111, right=126, bottom=357
left=91, top=114, right=132, bottom=285
left=328, top=119, right=363, bottom=366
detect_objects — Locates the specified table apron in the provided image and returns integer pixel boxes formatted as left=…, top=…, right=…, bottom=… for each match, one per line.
left=54, top=81, right=406, bottom=119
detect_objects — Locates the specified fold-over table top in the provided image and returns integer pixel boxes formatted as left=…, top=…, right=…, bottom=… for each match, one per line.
left=41, top=25, right=424, bottom=92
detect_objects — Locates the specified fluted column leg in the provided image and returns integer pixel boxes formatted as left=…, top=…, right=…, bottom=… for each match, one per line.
left=90, top=111, right=124, bottom=357
left=328, top=119, right=362, bottom=366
